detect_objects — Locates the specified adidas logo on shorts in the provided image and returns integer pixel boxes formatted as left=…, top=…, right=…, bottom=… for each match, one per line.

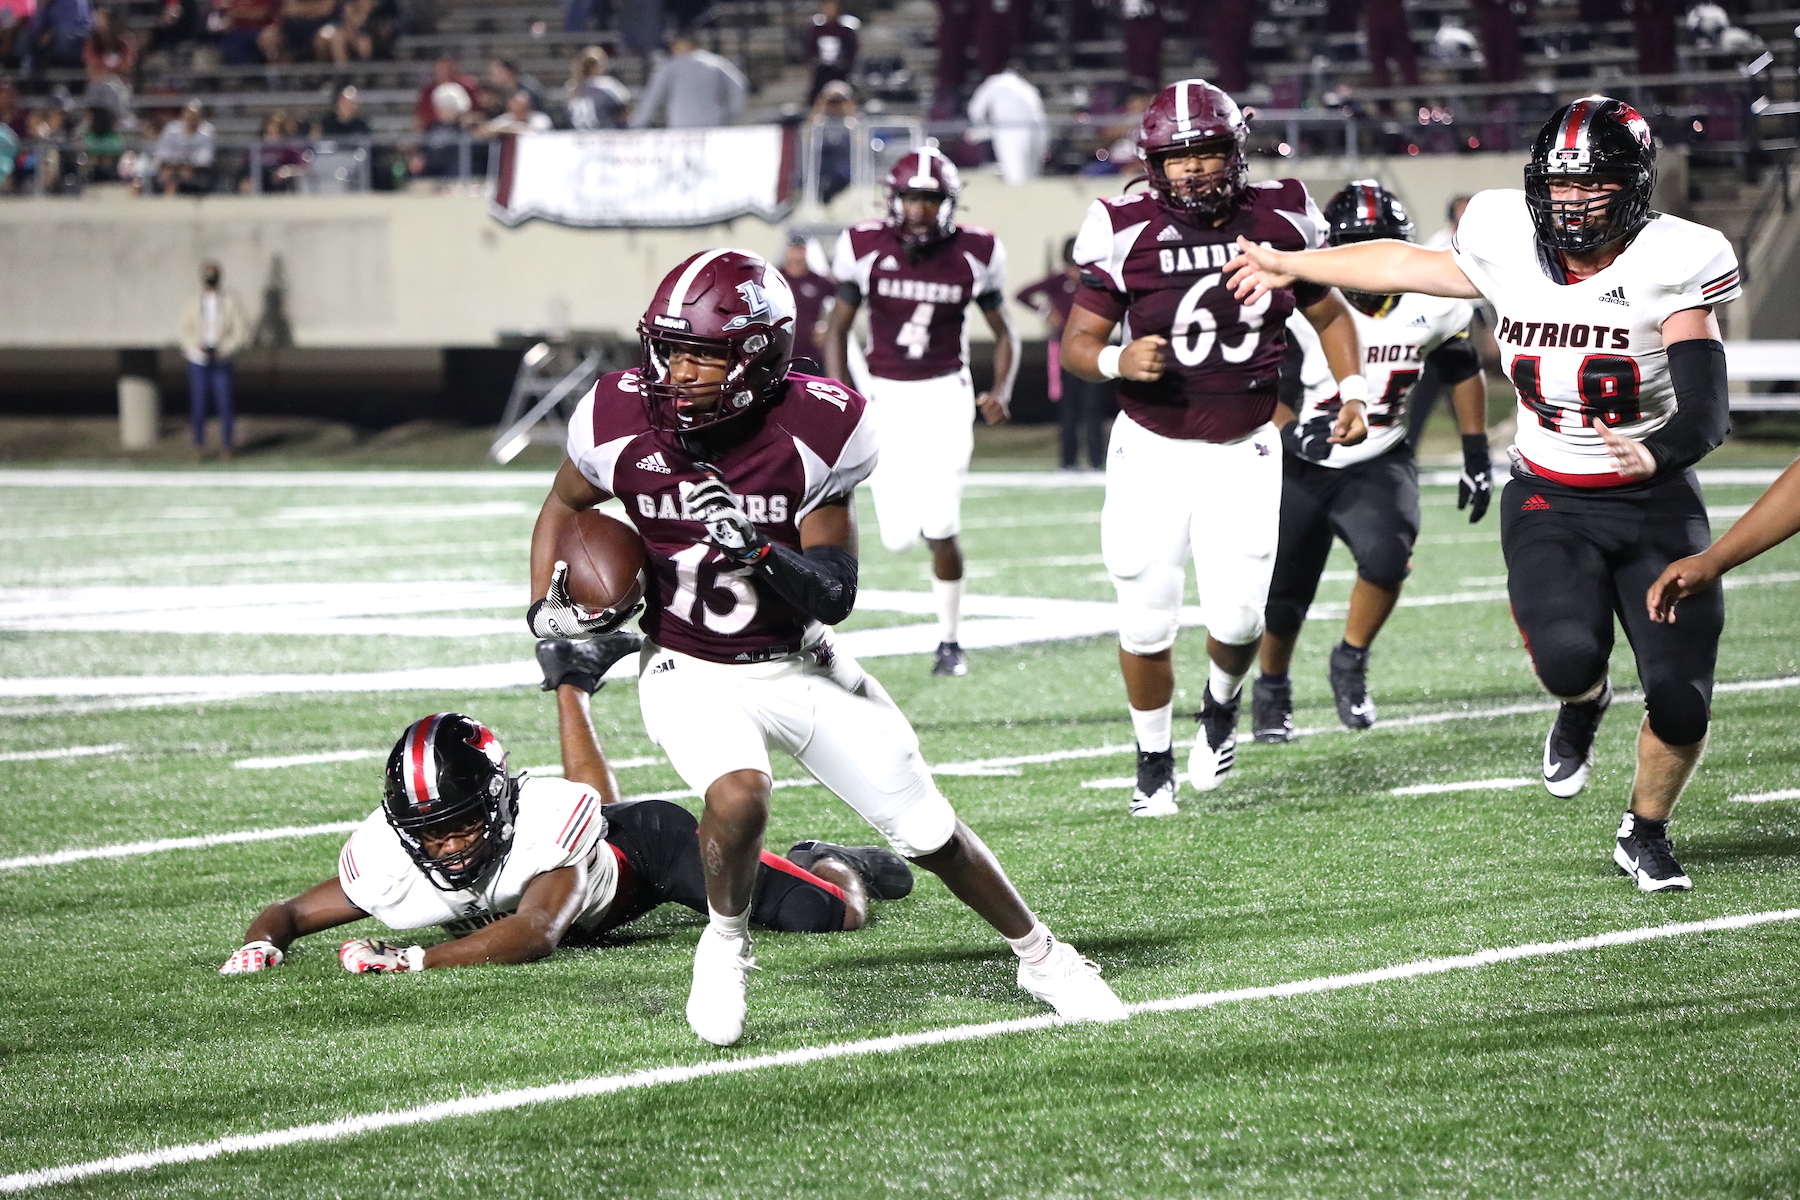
left=1156, top=225, right=1184, bottom=242
left=1599, top=286, right=1629, bottom=306
left=636, top=451, right=672, bottom=474
left=1521, top=493, right=1551, bottom=511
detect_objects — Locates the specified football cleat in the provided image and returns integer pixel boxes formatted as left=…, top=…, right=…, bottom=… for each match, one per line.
left=1188, top=687, right=1241, bottom=792
left=536, top=631, right=644, bottom=694
left=686, top=926, right=757, bottom=1047
left=1543, top=680, right=1613, bottom=798
left=786, top=841, right=915, bottom=900
left=1328, top=641, right=1376, bottom=731
left=1251, top=674, right=1295, bottom=743
left=932, top=641, right=970, bottom=677
left=1129, top=747, right=1179, bottom=817
left=1017, top=939, right=1129, bottom=1022
left=1613, top=812, right=1692, bottom=892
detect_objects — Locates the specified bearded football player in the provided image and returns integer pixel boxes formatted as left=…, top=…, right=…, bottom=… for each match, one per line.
left=1227, top=96, right=1739, bottom=892
left=822, top=148, right=1019, bottom=677
left=221, top=637, right=913, bottom=977
left=1060, top=79, right=1368, bottom=817
left=527, top=249, right=1124, bottom=1046
left=1254, top=181, right=1494, bottom=740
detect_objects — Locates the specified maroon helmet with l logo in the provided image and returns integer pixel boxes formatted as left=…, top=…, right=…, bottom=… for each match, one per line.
left=1137, top=78, right=1250, bottom=219
left=636, top=249, right=796, bottom=433
left=883, top=147, right=962, bottom=247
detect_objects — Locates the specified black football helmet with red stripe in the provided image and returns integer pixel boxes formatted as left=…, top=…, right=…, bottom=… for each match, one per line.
left=1323, top=180, right=1415, bottom=312
left=637, top=249, right=797, bottom=434
left=883, top=148, right=961, bottom=247
left=1137, top=78, right=1250, bottom=219
left=382, top=712, right=519, bottom=891
left=1525, top=95, right=1657, bottom=254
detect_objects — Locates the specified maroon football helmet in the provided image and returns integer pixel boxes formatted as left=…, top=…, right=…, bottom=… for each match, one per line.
left=884, top=148, right=961, bottom=247
left=1137, top=78, right=1250, bottom=219
left=637, top=249, right=796, bottom=433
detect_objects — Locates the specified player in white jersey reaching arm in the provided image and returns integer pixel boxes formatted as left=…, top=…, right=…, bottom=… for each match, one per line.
left=824, top=148, right=1019, bottom=677
left=1226, top=95, right=1738, bottom=891
left=1254, top=181, right=1493, bottom=740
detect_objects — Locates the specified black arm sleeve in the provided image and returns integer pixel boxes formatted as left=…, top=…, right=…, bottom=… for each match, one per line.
left=1292, top=280, right=1330, bottom=309
left=1276, top=335, right=1304, bottom=413
left=754, top=542, right=859, bottom=625
left=1424, top=334, right=1482, bottom=386
left=1642, top=338, right=1730, bottom=475
left=975, top=290, right=1004, bottom=313
left=835, top=281, right=864, bottom=306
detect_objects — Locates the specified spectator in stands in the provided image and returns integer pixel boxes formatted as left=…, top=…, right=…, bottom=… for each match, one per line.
left=0, top=80, right=21, bottom=140
left=180, top=261, right=250, bottom=460
left=80, top=101, right=122, bottom=180
left=1423, top=194, right=1470, bottom=251
left=619, top=0, right=662, bottom=60
left=1635, top=0, right=1678, bottom=75
left=1198, top=0, right=1254, bottom=95
left=331, top=0, right=392, bottom=62
left=1364, top=0, right=1420, bottom=89
left=780, top=234, right=833, bottom=365
left=630, top=33, right=745, bottom=129
left=1469, top=0, right=1528, bottom=83
left=807, top=79, right=854, bottom=201
left=932, top=0, right=975, bottom=117
left=154, top=98, right=214, bottom=194
left=0, top=1, right=25, bottom=66
left=257, top=0, right=336, bottom=63
left=81, top=7, right=134, bottom=82
left=1430, top=15, right=1482, bottom=67
left=566, top=45, right=629, bottom=129
left=416, top=55, right=477, bottom=131
left=315, top=84, right=369, bottom=138
left=489, top=58, right=545, bottom=112
left=22, top=102, right=76, bottom=192
left=215, top=0, right=276, bottom=65
left=1089, top=84, right=1152, bottom=175
left=562, top=0, right=609, bottom=34
left=968, top=61, right=1044, bottom=184
left=1119, top=0, right=1160, bottom=89
left=804, top=0, right=859, bottom=105
left=974, top=0, right=1015, bottom=77
left=1017, top=237, right=1112, bottom=471
left=21, top=0, right=92, bottom=72
left=481, top=88, right=551, bottom=135
left=411, top=80, right=474, bottom=177
left=243, top=109, right=304, bottom=191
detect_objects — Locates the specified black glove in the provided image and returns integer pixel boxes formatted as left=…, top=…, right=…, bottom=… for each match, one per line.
left=1458, top=432, right=1493, bottom=524
left=680, top=474, right=769, bottom=565
left=1280, top=414, right=1336, bottom=462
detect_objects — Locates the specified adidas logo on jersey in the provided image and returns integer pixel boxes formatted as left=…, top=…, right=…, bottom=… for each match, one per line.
left=1408, top=314, right=1429, bottom=327
left=1599, top=286, right=1629, bottom=306
left=635, top=451, right=672, bottom=474
left=878, top=254, right=900, bottom=271
left=1156, top=225, right=1184, bottom=242
left=1521, top=493, right=1551, bottom=511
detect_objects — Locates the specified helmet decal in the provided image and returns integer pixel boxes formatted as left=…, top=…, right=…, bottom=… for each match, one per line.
left=664, top=248, right=736, bottom=318
left=636, top=249, right=797, bottom=433
left=403, top=712, right=447, bottom=811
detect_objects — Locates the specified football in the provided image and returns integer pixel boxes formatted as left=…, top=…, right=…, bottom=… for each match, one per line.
left=555, top=509, right=646, bottom=614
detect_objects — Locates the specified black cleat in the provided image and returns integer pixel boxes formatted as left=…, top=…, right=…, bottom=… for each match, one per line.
left=1129, top=747, right=1178, bottom=817
left=1188, top=687, right=1240, bottom=792
left=1251, top=674, right=1295, bottom=743
left=932, top=641, right=970, bottom=677
left=1328, top=641, right=1376, bottom=730
left=1543, top=679, right=1612, bottom=798
left=787, top=841, right=915, bottom=900
left=1613, top=812, right=1692, bottom=892
left=536, top=632, right=643, bottom=694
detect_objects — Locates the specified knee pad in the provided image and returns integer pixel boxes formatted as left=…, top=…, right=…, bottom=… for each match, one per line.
left=879, top=525, right=920, bottom=555
left=1264, top=598, right=1305, bottom=639
left=881, top=781, right=958, bottom=860
left=1527, top=624, right=1609, bottom=700
left=1355, top=547, right=1413, bottom=591
left=1203, top=604, right=1265, bottom=648
left=1645, top=681, right=1710, bottom=746
left=1118, top=604, right=1180, bottom=656
left=759, top=878, right=845, bottom=933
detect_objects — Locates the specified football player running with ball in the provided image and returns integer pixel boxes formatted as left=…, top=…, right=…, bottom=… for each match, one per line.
left=1255, top=181, right=1494, bottom=740
left=528, top=249, right=1124, bottom=1046
left=1227, top=96, right=1740, bottom=892
left=823, top=148, right=1019, bottom=677
left=221, top=638, right=913, bottom=977
left=1060, top=79, right=1368, bottom=817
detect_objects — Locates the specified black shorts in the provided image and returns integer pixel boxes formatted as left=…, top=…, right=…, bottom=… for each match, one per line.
left=1266, top=444, right=1420, bottom=633
left=1499, top=468, right=1723, bottom=704
left=591, top=799, right=848, bottom=935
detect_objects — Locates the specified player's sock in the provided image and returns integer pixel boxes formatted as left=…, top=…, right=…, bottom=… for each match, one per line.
left=707, top=903, right=751, bottom=943
left=1130, top=702, right=1174, bottom=754
left=934, top=577, right=964, bottom=644
left=1261, top=671, right=1290, bottom=687
left=1208, top=661, right=1248, bottom=706
left=1006, top=920, right=1055, bottom=968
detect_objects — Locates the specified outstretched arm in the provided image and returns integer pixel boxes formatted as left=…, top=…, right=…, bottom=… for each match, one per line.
left=1649, top=456, right=1800, bottom=622
left=1225, top=238, right=1482, bottom=306
left=416, top=866, right=586, bottom=967
left=223, top=877, right=370, bottom=972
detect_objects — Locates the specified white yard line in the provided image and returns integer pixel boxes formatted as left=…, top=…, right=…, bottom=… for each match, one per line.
left=233, top=750, right=387, bottom=770
left=0, top=822, right=361, bottom=871
left=0, top=743, right=124, bottom=763
left=3, top=907, right=1795, bottom=1194
left=1390, top=778, right=1536, bottom=796
left=1729, top=788, right=1800, bottom=803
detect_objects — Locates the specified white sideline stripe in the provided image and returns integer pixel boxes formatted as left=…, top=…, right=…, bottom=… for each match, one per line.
left=1729, top=788, right=1800, bottom=803
left=234, top=750, right=385, bottom=770
left=0, top=743, right=124, bottom=763
left=0, top=822, right=361, bottom=871
left=4, top=908, right=1796, bottom=1194
left=1390, top=777, right=1535, bottom=796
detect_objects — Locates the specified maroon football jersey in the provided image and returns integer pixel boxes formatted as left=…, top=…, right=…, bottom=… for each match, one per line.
left=1015, top=271, right=1081, bottom=328
left=1072, top=179, right=1329, bottom=442
left=566, top=370, right=877, bottom=665
left=832, top=221, right=1007, bottom=382
left=783, top=267, right=834, bottom=366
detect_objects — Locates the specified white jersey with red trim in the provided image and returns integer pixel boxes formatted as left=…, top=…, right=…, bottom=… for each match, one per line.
left=1451, top=188, right=1740, bottom=484
left=337, top=776, right=618, bottom=936
left=1286, top=292, right=1475, bottom=468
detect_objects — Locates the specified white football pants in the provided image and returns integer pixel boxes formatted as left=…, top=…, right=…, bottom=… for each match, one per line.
left=861, top=369, right=976, bottom=553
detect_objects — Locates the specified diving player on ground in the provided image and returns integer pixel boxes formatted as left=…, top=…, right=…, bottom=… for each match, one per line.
left=1227, top=96, right=1740, bottom=891
left=1059, top=78, right=1368, bottom=817
left=1255, top=180, right=1493, bottom=740
left=528, top=249, right=1124, bottom=1045
left=220, top=636, right=911, bottom=975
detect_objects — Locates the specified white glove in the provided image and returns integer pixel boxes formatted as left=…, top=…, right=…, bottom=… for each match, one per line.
left=680, top=476, right=768, bottom=565
left=220, top=940, right=284, bottom=975
left=526, top=560, right=640, bottom=639
left=339, top=937, right=426, bottom=974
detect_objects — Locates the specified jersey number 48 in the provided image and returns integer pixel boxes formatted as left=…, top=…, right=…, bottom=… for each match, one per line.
left=1511, top=354, right=1643, bottom=430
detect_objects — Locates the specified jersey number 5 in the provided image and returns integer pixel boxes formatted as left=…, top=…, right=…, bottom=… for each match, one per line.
left=669, top=542, right=758, bottom=634
left=1170, top=273, right=1273, bottom=368
left=1512, top=354, right=1643, bottom=429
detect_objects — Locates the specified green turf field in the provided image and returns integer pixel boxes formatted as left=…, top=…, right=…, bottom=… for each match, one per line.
left=3, top=461, right=1800, bottom=1197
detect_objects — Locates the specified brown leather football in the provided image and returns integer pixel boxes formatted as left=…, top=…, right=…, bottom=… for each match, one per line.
left=555, top=509, right=646, bottom=613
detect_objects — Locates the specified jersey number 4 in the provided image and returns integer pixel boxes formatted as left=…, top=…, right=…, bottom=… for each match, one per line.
left=1170, top=274, right=1273, bottom=368
left=896, top=303, right=934, bottom=359
left=1512, top=354, right=1643, bottom=429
